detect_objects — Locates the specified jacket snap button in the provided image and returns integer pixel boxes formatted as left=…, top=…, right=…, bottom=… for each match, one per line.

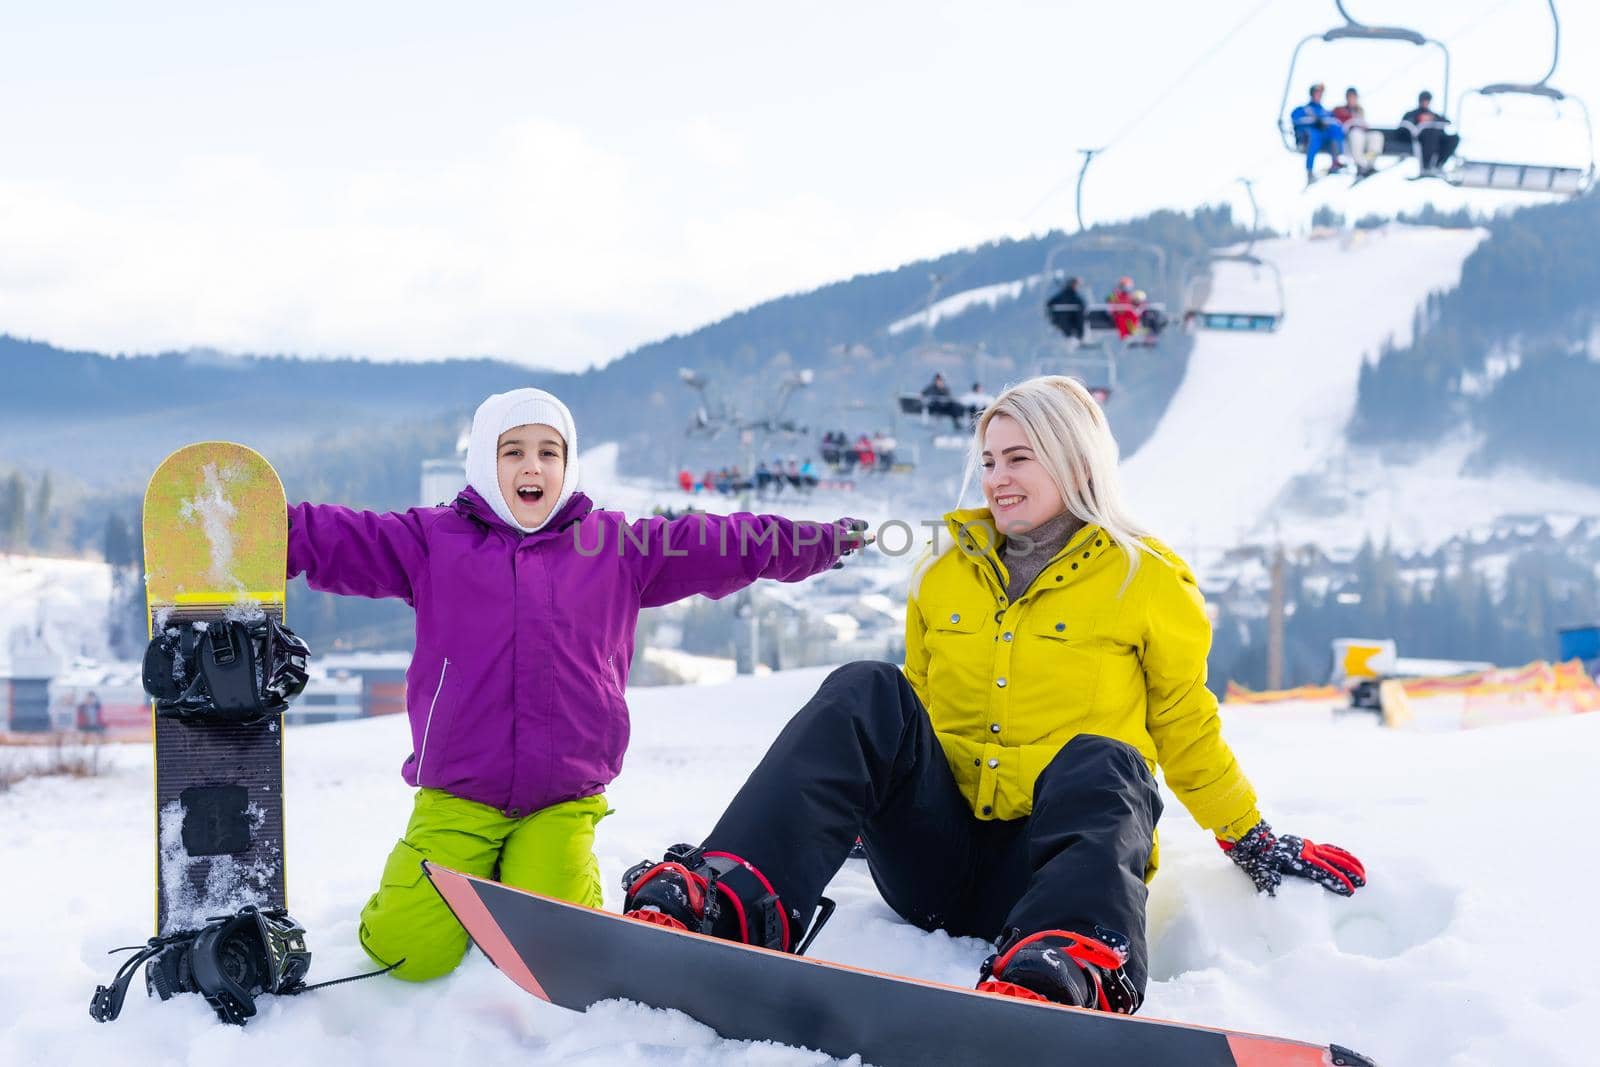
left=1055, top=622, right=1065, bottom=632
left=996, top=677, right=1007, bottom=687
left=1055, top=575, right=1063, bottom=581
left=987, top=758, right=999, bottom=768
left=982, top=805, right=993, bottom=815
left=1002, top=631, right=1013, bottom=641
left=1095, top=539, right=1103, bottom=547
left=1071, top=563, right=1078, bottom=570
left=973, top=758, right=981, bottom=766
left=990, top=723, right=1000, bottom=733
left=1082, top=551, right=1090, bottom=558
left=508, top=809, right=521, bottom=818
left=950, top=613, right=960, bottom=623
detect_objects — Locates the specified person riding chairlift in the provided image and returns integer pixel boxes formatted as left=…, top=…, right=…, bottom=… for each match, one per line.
left=1333, top=87, right=1381, bottom=179
left=1291, top=82, right=1347, bottom=185
left=922, top=372, right=966, bottom=430
left=855, top=433, right=877, bottom=471
left=1108, top=278, right=1141, bottom=341
left=872, top=431, right=897, bottom=473
left=1046, top=276, right=1087, bottom=344
left=1401, top=90, right=1459, bottom=176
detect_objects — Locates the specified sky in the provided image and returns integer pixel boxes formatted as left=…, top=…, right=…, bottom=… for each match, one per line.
left=1, top=0, right=1595, bottom=371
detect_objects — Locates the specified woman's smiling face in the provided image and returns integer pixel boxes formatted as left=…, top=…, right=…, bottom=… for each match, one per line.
left=981, top=413, right=1065, bottom=535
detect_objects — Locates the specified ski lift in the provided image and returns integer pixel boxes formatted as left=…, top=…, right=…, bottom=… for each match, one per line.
left=1444, top=0, right=1594, bottom=195
left=1277, top=2, right=1451, bottom=181
left=1181, top=180, right=1286, bottom=333
left=1182, top=258, right=1284, bottom=333
left=894, top=394, right=972, bottom=451
left=818, top=428, right=913, bottom=475
left=1035, top=341, right=1118, bottom=405
left=1040, top=149, right=1171, bottom=350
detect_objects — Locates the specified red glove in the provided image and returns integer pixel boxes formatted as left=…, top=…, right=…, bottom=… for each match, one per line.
left=1218, top=821, right=1366, bottom=897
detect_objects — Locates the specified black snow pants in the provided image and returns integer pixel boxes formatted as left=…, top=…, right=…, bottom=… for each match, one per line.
left=702, top=660, right=1163, bottom=994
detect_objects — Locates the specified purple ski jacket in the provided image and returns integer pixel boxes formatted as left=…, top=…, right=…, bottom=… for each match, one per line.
left=288, top=487, right=846, bottom=816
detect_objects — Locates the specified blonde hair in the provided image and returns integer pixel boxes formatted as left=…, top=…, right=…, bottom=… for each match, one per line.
left=960, top=375, right=1155, bottom=587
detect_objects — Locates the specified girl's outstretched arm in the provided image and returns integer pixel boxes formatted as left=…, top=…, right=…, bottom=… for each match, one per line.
left=629, top=511, right=855, bottom=608
left=288, top=502, right=430, bottom=603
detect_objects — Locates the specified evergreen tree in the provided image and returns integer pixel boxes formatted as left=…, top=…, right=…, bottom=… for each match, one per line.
left=0, top=473, right=24, bottom=550
left=103, top=514, right=134, bottom=568
left=31, top=472, right=52, bottom=550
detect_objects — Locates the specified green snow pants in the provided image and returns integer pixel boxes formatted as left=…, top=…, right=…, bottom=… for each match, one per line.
left=358, top=787, right=610, bottom=981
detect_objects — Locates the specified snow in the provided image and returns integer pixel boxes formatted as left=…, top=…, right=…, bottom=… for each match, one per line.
left=886, top=278, right=1033, bottom=336
left=0, top=554, right=113, bottom=676
left=3, top=668, right=1596, bottom=1065
left=1123, top=225, right=1485, bottom=555
left=1114, top=224, right=1600, bottom=563
left=1270, top=434, right=1600, bottom=560
left=177, top=461, right=243, bottom=591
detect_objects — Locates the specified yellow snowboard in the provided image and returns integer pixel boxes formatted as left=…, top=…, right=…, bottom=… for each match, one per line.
left=144, top=442, right=288, bottom=935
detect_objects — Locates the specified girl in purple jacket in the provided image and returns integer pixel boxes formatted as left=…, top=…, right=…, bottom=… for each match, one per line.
left=289, top=387, right=860, bottom=980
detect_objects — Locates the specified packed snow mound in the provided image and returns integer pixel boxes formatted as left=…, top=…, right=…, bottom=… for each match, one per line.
left=3, top=667, right=1596, bottom=1065
left=1121, top=223, right=1487, bottom=554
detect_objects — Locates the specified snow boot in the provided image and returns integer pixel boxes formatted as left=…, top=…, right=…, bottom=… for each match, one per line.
left=976, top=927, right=1140, bottom=1013
left=621, top=844, right=804, bottom=953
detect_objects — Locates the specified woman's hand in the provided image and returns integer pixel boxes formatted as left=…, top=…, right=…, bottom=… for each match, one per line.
left=1218, top=821, right=1366, bottom=897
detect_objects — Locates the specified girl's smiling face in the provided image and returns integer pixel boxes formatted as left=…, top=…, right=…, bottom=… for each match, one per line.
left=981, top=413, right=1066, bottom=535
left=496, top=423, right=566, bottom=528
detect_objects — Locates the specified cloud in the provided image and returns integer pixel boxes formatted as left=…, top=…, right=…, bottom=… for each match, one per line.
left=0, top=110, right=1007, bottom=370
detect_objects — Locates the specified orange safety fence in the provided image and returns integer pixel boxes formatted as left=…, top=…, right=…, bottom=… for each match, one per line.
left=1227, top=659, right=1600, bottom=718
left=1224, top=681, right=1343, bottom=704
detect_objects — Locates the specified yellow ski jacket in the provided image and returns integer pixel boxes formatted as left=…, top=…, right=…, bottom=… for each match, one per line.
left=903, top=509, right=1261, bottom=874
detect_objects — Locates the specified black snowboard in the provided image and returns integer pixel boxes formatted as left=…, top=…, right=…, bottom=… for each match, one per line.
left=423, top=862, right=1377, bottom=1067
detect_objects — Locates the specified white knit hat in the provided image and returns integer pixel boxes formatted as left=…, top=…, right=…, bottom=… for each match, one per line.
left=464, top=388, right=581, bottom=534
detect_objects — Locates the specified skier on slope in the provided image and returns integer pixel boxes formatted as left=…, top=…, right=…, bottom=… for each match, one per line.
left=621, top=375, right=1364, bottom=1014
left=286, top=387, right=865, bottom=982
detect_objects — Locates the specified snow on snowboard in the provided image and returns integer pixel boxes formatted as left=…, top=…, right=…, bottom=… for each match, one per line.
left=423, top=862, right=1378, bottom=1067
left=144, top=442, right=290, bottom=935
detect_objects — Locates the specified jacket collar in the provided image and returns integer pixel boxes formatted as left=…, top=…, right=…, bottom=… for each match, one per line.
left=941, top=507, right=1114, bottom=584
left=454, top=485, right=594, bottom=540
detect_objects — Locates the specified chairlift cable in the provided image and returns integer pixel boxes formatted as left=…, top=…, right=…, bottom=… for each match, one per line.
left=941, top=1, right=1279, bottom=333
left=1022, top=0, right=1276, bottom=224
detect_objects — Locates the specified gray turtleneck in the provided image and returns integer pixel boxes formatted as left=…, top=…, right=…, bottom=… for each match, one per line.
left=1001, top=511, right=1084, bottom=601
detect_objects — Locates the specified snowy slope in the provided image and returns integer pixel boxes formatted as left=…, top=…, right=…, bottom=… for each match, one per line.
left=886, top=278, right=1033, bottom=336
left=3, top=668, right=1595, bottom=1066
left=1121, top=224, right=1486, bottom=554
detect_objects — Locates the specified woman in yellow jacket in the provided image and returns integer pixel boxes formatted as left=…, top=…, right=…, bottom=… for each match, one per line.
left=621, top=376, right=1365, bottom=1013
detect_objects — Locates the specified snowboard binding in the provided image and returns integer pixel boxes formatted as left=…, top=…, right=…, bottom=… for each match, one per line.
left=91, top=905, right=312, bottom=1025
left=142, top=616, right=310, bottom=725
left=977, top=926, right=1140, bottom=1014
left=621, top=844, right=836, bottom=956
left=90, top=905, right=402, bottom=1026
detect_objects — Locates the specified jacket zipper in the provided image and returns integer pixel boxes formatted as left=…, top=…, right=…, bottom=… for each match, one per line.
left=607, top=653, right=624, bottom=696
left=417, top=657, right=449, bottom=777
